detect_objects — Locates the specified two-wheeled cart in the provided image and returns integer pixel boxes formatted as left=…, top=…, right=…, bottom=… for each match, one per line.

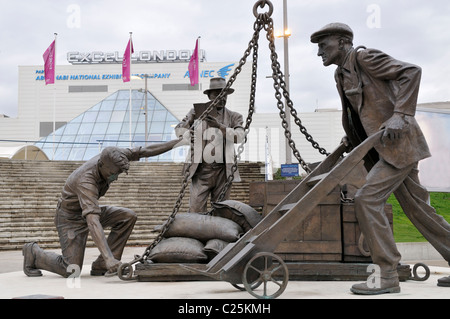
left=179, top=130, right=384, bottom=298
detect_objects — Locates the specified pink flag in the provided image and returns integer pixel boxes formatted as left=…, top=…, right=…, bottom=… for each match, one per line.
left=43, top=40, right=56, bottom=85
left=188, top=38, right=199, bottom=86
left=122, top=38, right=134, bottom=82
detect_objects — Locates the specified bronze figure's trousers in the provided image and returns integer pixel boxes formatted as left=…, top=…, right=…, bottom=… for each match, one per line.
left=189, top=164, right=231, bottom=213
left=355, top=159, right=450, bottom=275
left=34, top=206, right=137, bottom=277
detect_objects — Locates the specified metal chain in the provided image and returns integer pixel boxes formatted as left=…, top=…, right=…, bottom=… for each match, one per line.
left=120, top=0, right=329, bottom=277
left=263, top=16, right=329, bottom=173
left=132, top=8, right=267, bottom=266
left=215, top=14, right=264, bottom=203
left=137, top=125, right=195, bottom=261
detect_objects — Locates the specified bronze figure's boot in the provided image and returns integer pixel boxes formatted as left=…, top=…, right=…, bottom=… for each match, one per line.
left=437, top=262, right=450, bottom=287
left=437, top=276, right=450, bottom=287
left=22, top=242, right=43, bottom=277
left=351, top=272, right=400, bottom=295
left=24, top=242, right=72, bottom=277
left=90, top=257, right=107, bottom=276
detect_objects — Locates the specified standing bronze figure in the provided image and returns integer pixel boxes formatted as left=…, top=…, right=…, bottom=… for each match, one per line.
left=311, top=23, right=450, bottom=294
left=175, top=77, right=244, bottom=213
left=23, top=139, right=183, bottom=278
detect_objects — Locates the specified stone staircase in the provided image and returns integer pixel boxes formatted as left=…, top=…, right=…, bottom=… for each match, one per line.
left=0, top=159, right=265, bottom=251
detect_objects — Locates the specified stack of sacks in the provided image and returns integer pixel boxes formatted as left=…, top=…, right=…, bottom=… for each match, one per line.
left=149, top=200, right=263, bottom=263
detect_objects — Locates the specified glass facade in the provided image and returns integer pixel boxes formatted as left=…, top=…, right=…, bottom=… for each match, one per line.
left=35, top=89, right=186, bottom=162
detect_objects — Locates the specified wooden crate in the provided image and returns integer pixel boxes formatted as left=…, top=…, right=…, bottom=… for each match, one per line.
left=262, top=180, right=301, bottom=215
left=249, top=181, right=393, bottom=263
left=275, top=201, right=342, bottom=262
left=253, top=180, right=343, bottom=262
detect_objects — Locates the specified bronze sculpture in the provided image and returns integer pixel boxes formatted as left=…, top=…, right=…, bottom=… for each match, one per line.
left=23, top=139, right=183, bottom=278
left=311, top=22, right=450, bottom=294
left=175, top=77, right=245, bottom=213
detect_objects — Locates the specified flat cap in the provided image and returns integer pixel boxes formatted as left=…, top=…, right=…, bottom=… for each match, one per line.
left=310, top=22, right=353, bottom=43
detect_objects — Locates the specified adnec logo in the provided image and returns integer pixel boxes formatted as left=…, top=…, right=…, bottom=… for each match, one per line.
left=184, top=63, right=234, bottom=79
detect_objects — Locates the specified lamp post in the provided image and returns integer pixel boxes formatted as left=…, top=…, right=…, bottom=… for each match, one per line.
left=276, top=0, right=292, bottom=166
left=142, top=75, right=148, bottom=148
left=130, top=75, right=144, bottom=148
left=136, top=74, right=149, bottom=161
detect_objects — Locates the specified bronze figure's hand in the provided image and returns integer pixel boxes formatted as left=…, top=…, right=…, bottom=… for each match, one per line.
left=380, top=113, right=408, bottom=143
left=341, top=135, right=353, bottom=153
left=205, top=115, right=222, bottom=129
left=187, top=111, right=196, bottom=126
left=105, top=258, right=122, bottom=273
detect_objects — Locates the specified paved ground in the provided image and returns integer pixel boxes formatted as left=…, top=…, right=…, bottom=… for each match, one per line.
left=1, top=246, right=449, bottom=300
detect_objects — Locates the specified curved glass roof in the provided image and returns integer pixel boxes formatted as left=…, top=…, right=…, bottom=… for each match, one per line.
left=35, top=89, right=186, bottom=162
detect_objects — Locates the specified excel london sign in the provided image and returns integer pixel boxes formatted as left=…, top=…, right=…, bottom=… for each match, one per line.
left=67, top=49, right=206, bottom=64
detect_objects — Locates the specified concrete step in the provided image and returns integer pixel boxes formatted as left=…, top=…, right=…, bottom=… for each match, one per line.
left=0, top=159, right=265, bottom=250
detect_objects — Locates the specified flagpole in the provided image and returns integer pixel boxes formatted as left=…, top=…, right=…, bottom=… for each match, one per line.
left=52, top=33, right=57, bottom=160
left=129, top=32, right=133, bottom=148
left=197, top=36, right=201, bottom=90
left=197, top=36, right=201, bottom=61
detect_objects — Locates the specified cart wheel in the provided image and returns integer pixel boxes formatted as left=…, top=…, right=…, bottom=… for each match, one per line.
left=242, top=252, right=289, bottom=299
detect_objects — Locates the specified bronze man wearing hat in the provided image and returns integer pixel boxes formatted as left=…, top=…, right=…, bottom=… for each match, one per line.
left=23, top=139, right=183, bottom=278
left=175, top=77, right=244, bottom=213
left=311, top=23, right=450, bottom=294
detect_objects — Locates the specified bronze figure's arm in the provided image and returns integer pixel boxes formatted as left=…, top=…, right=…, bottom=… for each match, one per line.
left=138, top=138, right=184, bottom=159
left=85, top=213, right=121, bottom=272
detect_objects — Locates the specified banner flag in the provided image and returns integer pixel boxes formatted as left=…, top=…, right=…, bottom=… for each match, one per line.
left=188, top=38, right=199, bottom=86
left=122, top=37, right=134, bottom=82
left=43, top=40, right=56, bottom=85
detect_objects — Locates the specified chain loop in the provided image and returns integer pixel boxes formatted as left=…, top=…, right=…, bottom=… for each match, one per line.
left=253, top=0, right=274, bottom=18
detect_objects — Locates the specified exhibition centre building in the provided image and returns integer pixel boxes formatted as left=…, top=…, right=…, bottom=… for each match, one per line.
left=0, top=47, right=346, bottom=168
left=0, top=49, right=255, bottom=162
left=0, top=47, right=448, bottom=191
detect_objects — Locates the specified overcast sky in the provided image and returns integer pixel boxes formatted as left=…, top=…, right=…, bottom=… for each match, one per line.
left=1, top=0, right=450, bottom=117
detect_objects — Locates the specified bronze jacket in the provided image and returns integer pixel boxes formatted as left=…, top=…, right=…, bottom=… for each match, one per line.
left=57, top=147, right=141, bottom=218
left=335, top=47, right=431, bottom=169
left=175, top=106, right=244, bottom=182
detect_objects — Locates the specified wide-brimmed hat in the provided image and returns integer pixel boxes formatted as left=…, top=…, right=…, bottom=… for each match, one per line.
left=310, top=22, right=354, bottom=43
left=203, top=77, right=234, bottom=95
